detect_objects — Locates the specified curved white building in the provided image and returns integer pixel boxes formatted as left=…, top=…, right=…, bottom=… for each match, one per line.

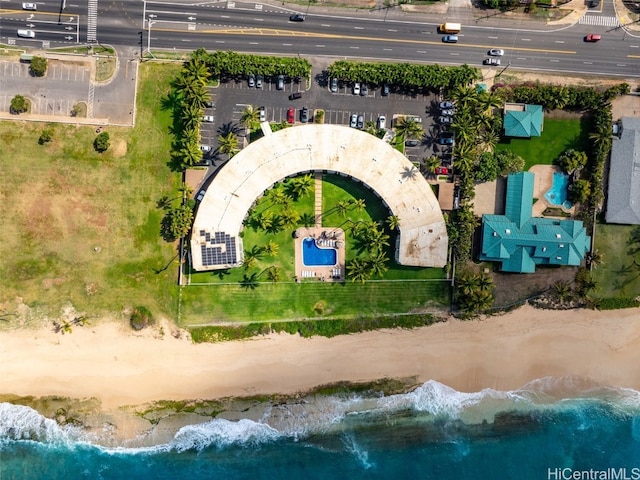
left=191, top=124, right=448, bottom=271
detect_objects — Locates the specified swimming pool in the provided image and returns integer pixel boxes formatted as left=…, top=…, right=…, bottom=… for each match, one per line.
left=544, top=172, right=572, bottom=209
left=302, top=238, right=337, bottom=266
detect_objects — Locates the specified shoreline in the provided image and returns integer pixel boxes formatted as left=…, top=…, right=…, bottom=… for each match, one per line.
left=1, top=305, right=639, bottom=444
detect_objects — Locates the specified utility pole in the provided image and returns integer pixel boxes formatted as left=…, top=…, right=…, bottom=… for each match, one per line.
left=495, top=62, right=511, bottom=79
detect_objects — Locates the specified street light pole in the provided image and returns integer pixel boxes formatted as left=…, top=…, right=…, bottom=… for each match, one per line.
left=495, top=62, right=511, bottom=79
left=147, top=15, right=157, bottom=60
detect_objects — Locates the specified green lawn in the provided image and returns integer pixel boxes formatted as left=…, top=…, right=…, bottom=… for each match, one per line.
left=495, top=117, right=590, bottom=171
left=592, top=223, right=640, bottom=300
left=0, top=62, right=182, bottom=324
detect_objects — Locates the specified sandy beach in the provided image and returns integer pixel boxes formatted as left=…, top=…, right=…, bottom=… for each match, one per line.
left=1, top=305, right=639, bottom=412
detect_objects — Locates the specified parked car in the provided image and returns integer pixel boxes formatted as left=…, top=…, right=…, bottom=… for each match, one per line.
left=406, top=115, right=422, bottom=123
left=330, top=78, right=338, bottom=93
left=360, top=84, right=368, bottom=96
left=350, top=114, right=358, bottom=128
left=356, top=115, right=364, bottom=129
left=196, top=189, right=206, bottom=202
left=381, top=83, right=390, bottom=96
left=256, top=74, right=263, bottom=88
left=488, top=49, right=504, bottom=56
left=289, top=13, right=305, bottom=21
left=22, top=2, right=37, bottom=10
left=199, top=145, right=212, bottom=154
left=441, top=109, right=454, bottom=117
left=204, top=100, right=214, bottom=108
left=287, top=107, right=295, bottom=124
left=585, top=34, right=601, bottom=42
left=438, top=116, right=452, bottom=124
left=259, top=106, right=266, bottom=122
left=442, top=35, right=458, bottom=43
left=437, top=137, right=454, bottom=145
left=436, top=167, right=449, bottom=175
left=277, top=74, right=285, bottom=90
left=300, top=106, right=309, bottom=123
left=289, top=92, right=302, bottom=100
left=405, top=139, right=420, bottom=147
left=248, top=74, right=255, bottom=87
left=439, top=101, right=454, bottom=109
left=377, top=115, right=386, bottom=130
left=353, top=82, right=361, bottom=95
left=483, top=58, right=501, bottom=66
left=202, top=115, right=214, bottom=123
left=17, top=29, right=35, bottom=38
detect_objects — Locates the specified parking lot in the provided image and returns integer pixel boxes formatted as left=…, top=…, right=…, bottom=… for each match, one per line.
left=202, top=72, right=451, bottom=167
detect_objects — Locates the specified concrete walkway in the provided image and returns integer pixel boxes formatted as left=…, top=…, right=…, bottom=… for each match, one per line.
left=314, top=172, right=323, bottom=228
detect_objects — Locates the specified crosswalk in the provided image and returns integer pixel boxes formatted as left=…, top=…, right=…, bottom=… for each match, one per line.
left=87, top=0, right=98, bottom=42
left=579, top=15, right=620, bottom=27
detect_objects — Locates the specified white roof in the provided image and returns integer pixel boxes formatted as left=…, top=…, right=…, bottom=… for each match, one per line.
left=191, top=124, right=448, bottom=270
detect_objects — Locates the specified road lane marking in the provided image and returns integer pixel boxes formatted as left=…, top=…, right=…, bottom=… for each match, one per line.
left=489, top=36, right=498, bottom=39
left=554, top=41, right=565, bottom=43
left=521, top=38, right=531, bottom=41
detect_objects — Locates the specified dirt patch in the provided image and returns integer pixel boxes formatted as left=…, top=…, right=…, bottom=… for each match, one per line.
left=496, top=71, right=630, bottom=88
left=612, top=94, right=640, bottom=119
left=111, top=139, right=127, bottom=158
left=491, top=267, right=579, bottom=307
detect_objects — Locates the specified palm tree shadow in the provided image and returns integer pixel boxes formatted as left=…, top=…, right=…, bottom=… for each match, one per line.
left=212, top=268, right=231, bottom=280
left=401, top=165, right=420, bottom=180
left=240, top=272, right=260, bottom=290
left=217, top=121, right=243, bottom=136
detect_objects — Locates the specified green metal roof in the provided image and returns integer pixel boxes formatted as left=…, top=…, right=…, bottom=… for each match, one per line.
left=504, top=104, right=544, bottom=138
left=479, top=172, right=591, bottom=273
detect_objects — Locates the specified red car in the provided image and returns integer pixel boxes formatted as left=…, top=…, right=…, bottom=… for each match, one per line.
left=585, top=34, right=601, bottom=42
left=287, top=107, right=295, bottom=124
left=436, top=167, right=449, bottom=175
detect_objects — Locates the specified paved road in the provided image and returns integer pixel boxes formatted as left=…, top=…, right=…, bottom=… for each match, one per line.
left=1, top=0, right=639, bottom=77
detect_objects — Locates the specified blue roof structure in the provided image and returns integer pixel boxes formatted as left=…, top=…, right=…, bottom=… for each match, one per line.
left=504, top=104, right=544, bottom=138
left=479, top=172, right=591, bottom=273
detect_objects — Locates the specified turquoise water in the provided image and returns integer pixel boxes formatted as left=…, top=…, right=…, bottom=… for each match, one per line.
left=544, top=172, right=573, bottom=209
left=2, top=378, right=640, bottom=479
left=302, top=237, right=336, bottom=266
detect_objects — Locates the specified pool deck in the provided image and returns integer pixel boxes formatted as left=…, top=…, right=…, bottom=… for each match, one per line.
left=529, top=165, right=575, bottom=217
left=294, top=227, right=346, bottom=282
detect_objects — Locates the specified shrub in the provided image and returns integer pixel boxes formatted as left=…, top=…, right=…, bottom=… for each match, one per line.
left=94, top=131, right=110, bottom=152
left=30, top=56, right=47, bottom=77
left=130, top=306, right=154, bottom=330
left=10, top=94, right=28, bottom=114
left=38, top=127, right=54, bottom=145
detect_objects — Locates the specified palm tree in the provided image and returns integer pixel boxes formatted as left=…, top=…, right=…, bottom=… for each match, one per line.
left=586, top=249, right=604, bottom=270
left=386, top=215, right=400, bottom=231
left=423, top=156, right=440, bottom=178
left=181, top=103, right=204, bottom=130
left=367, top=251, right=389, bottom=277
left=280, top=208, right=301, bottom=228
left=552, top=280, right=571, bottom=302
left=291, top=174, right=314, bottom=200
left=263, top=240, right=279, bottom=257
left=217, top=132, right=240, bottom=158
left=256, top=211, right=273, bottom=231
left=300, top=212, right=316, bottom=227
left=268, top=187, right=291, bottom=206
left=265, top=266, right=281, bottom=283
left=364, top=121, right=379, bottom=137
left=347, top=258, right=369, bottom=283
left=394, top=117, right=424, bottom=142
left=349, top=198, right=366, bottom=213
left=178, top=141, right=203, bottom=167
left=336, top=200, right=350, bottom=217
left=240, top=105, right=260, bottom=130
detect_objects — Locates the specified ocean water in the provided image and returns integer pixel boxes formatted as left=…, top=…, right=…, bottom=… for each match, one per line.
left=2, top=378, right=639, bottom=480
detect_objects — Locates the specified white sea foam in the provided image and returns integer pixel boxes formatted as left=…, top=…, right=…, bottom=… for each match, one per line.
left=0, top=403, right=82, bottom=444
left=169, top=418, right=281, bottom=451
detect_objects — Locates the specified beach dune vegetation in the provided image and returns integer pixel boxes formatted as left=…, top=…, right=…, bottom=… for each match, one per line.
left=130, top=306, right=154, bottom=330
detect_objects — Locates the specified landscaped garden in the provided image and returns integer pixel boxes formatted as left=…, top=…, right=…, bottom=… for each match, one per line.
left=182, top=173, right=449, bottom=325
left=592, top=223, right=640, bottom=307
left=494, top=117, right=591, bottom=171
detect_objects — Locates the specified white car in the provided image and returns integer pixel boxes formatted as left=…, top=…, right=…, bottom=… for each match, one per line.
left=377, top=115, right=386, bottom=130
left=259, top=106, right=266, bottom=122
left=352, top=82, right=361, bottom=95
left=488, top=49, right=504, bottom=56
left=22, top=2, right=37, bottom=10
left=17, top=29, right=35, bottom=38
left=196, top=189, right=206, bottom=202
left=349, top=114, right=358, bottom=128
left=202, top=115, right=214, bottom=123
left=199, top=145, right=212, bottom=152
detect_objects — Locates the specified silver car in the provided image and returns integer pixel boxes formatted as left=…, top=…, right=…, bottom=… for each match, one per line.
left=350, top=114, right=357, bottom=128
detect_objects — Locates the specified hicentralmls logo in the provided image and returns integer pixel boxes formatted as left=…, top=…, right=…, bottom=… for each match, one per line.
left=548, top=468, right=640, bottom=480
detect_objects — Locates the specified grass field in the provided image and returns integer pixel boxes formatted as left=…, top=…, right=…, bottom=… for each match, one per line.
left=495, top=117, right=590, bottom=171
left=592, top=223, right=640, bottom=300
left=0, top=62, right=182, bottom=325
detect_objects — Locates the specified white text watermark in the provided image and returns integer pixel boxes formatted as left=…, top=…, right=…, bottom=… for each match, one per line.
left=548, top=468, right=640, bottom=480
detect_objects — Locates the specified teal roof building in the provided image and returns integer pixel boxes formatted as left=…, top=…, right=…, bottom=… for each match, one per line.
left=479, top=172, right=591, bottom=273
left=503, top=104, right=544, bottom=137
